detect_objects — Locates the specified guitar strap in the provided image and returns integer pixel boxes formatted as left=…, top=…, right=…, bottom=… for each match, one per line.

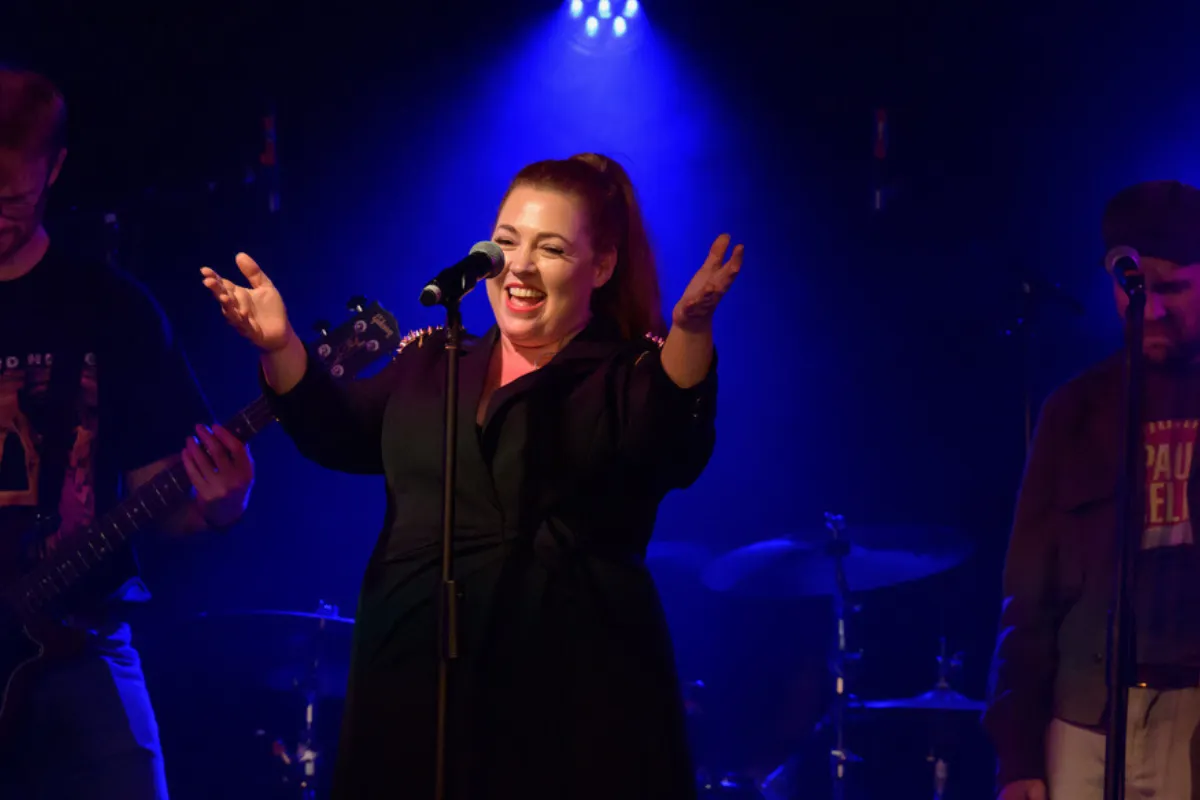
left=27, top=271, right=93, bottom=559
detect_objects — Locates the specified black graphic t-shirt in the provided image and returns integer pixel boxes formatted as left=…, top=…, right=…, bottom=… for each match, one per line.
left=1137, top=365, right=1200, bottom=666
left=0, top=244, right=211, bottom=607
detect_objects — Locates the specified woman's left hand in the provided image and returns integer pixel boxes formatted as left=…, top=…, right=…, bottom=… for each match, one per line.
left=672, top=234, right=744, bottom=332
left=181, top=424, right=255, bottom=528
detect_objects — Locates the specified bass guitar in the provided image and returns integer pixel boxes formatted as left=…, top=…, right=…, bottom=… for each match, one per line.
left=0, top=296, right=399, bottom=743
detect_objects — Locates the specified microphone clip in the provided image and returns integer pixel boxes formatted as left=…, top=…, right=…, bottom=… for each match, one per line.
left=1107, top=246, right=1145, bottom=299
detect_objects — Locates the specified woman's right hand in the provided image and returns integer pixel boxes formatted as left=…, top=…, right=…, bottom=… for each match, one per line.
left=201, top=253, right=294, bottom=352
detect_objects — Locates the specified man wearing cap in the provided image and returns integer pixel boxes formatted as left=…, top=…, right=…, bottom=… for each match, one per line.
left=984, top=179, right=1200, bottom=799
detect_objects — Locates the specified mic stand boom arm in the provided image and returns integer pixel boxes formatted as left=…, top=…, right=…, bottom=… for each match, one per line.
left=1103, top=272, right=1145, bottom=800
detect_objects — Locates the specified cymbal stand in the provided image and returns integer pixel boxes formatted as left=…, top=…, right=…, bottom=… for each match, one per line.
left=823, top=513, right=855, bottom=800
left=295, top=600, right=338, bottom=799
left=256, top=600, right=342, bottom=798
left=925, top=637, right=964, bottom=800
left=296, top=690, right=317, bottom=800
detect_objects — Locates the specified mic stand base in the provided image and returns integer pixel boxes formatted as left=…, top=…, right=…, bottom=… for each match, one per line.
left=434, top=301, right=464, bottom=800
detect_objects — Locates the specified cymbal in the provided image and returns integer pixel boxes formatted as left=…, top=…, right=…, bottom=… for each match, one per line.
left=701, top=526, right=971, bottom=597
left=861, top=686, right=986, bottom=713
left=193, top=608, right=356, bottom=625
left=182, top=606, right=355, bottom=698
left=645, top=541, right=712, bottom=571
left=822, top=525, right=971, bottom=554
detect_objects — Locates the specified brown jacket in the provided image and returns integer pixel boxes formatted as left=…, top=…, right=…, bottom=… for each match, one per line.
left=983, top=354, right=1160, bottom=787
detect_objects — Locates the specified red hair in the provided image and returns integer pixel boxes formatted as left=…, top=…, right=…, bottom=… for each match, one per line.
left=502, top=153, right=665, bottom=340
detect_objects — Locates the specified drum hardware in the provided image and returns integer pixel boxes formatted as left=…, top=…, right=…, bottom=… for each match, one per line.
left=749, top=513, right=867, bottom=800
left=696, top=770, right=767, bottom=798
left=289, top=599, right=345, bottom=799
left=862, top=637, right=986, bottom=800
left=759, top=756, right=797, bottom=800
left=824, top=513, right=856, bottom=800
left=861, top=637, right=984, bottom=713
left=700, top=523, right=972, bottom=598
left=704, top=516, right=974, bottom=800
left=254, top=731, right=319, bottom=797
left=190, top=599, right=354, bottom=798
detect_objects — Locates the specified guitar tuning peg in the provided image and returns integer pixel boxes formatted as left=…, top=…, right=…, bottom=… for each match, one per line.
left=312, top=319, right=331, bottom=337
left=347, top=295, right=368, bottom=313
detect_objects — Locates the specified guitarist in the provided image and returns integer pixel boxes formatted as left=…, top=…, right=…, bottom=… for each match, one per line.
left=0, top=66, right=255, bottom=799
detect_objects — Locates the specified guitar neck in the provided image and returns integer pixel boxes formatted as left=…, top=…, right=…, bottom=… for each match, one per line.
left=6, top=396, right=277, bottom=619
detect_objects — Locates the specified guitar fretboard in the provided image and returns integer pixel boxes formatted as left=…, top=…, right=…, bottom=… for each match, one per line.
left=4, top=396, right=276, bottom=620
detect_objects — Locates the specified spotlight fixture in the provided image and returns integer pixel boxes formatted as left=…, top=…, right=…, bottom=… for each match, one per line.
left=564, top=0, right=642, bottom=51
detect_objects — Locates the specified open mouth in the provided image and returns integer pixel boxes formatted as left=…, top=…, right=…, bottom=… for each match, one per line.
left=505, top=285, right=547, bottom=312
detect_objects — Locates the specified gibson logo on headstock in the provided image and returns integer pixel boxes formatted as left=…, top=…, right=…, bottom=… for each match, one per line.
left=370, top=312, right=395, bottom=338
left=311, top=299, right=403, bottom=379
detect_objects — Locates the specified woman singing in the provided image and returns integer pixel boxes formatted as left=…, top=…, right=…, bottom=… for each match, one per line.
left=201, top=153, right=743, bottom=799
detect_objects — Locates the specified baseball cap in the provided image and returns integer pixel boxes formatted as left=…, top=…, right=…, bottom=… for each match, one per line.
left=1102, top=180, right=1200, bottom=266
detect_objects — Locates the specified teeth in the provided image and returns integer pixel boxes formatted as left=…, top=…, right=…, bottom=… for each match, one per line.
left=508, top=287, right=546, bottom=299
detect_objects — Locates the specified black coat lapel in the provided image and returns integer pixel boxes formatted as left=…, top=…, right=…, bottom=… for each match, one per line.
left=477, top=321, right=626, bottom=436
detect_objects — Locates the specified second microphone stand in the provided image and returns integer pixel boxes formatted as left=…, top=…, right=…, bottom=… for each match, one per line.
left=1103, top=270, right=1146, bottom=800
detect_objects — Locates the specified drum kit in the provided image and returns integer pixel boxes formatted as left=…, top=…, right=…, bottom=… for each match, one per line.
left=675, top=512, right=985, bottom=800
left=177, top=601, right=354, bottom=799
left=178, top=514, right=982, bottom=800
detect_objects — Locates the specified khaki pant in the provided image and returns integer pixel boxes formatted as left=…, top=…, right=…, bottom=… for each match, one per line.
left=1046, top=688, right=1200, bottom=799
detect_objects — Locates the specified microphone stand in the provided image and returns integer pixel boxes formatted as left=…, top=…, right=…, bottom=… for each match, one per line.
left=1010, top=273, right=1085, bottom=452
left=1017, top=279, right=1036, bottom=450
left=1103, top=272, right=1146, bottom=800
left=433, top=297, right=464, bottom=800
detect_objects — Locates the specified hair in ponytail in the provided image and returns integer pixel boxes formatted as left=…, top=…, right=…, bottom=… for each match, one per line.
left=501, top=153, right=665, bottom=340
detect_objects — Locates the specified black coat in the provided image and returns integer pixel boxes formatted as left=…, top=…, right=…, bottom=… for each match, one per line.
left=264, top=319, right=717, bottom=799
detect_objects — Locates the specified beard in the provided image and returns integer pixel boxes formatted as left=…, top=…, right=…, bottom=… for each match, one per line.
left=1142, top=331, right=1200, bottom=367
left=0, top=216, right=39, bottom=267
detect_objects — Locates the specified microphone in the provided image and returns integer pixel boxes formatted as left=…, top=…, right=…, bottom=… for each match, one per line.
left=419, top=241, right=506, bottom=307
left=1106, top=245, right=1143, bottom=293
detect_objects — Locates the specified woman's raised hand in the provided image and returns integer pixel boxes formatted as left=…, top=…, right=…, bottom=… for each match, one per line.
left=201, top=253, right=294, bottom=352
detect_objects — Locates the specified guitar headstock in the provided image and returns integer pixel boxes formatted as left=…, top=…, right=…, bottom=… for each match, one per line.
left=311, top=297, right=401, bottom=379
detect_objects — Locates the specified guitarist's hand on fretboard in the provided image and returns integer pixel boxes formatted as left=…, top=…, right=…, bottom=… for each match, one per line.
left=179, top=423, right=254, bottom=530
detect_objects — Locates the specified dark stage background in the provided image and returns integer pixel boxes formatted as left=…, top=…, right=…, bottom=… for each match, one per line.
left=6, top=1, right=1200, bottom=797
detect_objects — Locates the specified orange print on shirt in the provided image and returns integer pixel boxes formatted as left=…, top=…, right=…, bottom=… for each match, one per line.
left=1144, top=419, right=1199, bottom=549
